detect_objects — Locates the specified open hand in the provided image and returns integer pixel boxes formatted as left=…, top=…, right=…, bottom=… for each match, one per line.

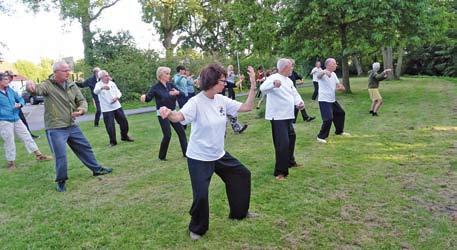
left=140, top=94, right=146, bottom=103
left=296, top=101, right=304, bottom=110
left=14, top=103, right=22, bottom=109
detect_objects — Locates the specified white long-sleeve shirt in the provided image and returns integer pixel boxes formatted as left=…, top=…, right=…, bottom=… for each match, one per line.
left=93, top=80, right=122, bottom=112
left=259, top=73, right=303, bottom=120
left=310, top=67, right=322, bottom=82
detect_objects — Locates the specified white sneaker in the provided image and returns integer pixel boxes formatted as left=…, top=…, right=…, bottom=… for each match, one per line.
left=316, top=137, right=327, bottom=143
left=189, top=231, right=202, bottom=241
left=339, top=132, right=351, bottom=136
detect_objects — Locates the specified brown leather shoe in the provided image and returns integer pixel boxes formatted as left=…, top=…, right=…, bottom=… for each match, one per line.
left=36, top=154, right=53, bottom=161
left=7, top=161, right=16, bottom=170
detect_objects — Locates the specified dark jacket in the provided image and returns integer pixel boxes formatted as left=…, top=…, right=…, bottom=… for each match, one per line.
left=81, top=75, right=99, bottom=101
left=145, top=81, right=184, bottom=111
left=368, top=71, right=387, bottom=88
left=288, top=71, right=303, bottom=87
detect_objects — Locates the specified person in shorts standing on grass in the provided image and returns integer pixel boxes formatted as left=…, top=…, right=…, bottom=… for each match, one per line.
left=368, top=62, right=391, bottom=116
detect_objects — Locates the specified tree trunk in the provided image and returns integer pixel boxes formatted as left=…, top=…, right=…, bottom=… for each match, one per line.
left=352, top=55, right=363, bottom=76
left=339, top=23, right=351, bottom=93
left=395, top=47, right=404, bottom=79
left=81, top=17, right=94, bottom=67
left=163, top=30, right=175, bottom=59
left=382, top=46, right=394, bottom=80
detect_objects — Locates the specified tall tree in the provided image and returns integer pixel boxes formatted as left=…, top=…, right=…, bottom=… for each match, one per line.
left=140, top=0, right=194, bottom=59
left=22, top=0, right=121, bottom=67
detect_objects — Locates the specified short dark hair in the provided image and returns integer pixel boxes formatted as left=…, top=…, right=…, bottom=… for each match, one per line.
left=199, top=64, right=227, bottom=91
left=176, top=65, right=186, bottom=72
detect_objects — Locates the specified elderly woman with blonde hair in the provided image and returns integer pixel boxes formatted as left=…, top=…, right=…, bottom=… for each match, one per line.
left=140, top=67, right=187, bottom=160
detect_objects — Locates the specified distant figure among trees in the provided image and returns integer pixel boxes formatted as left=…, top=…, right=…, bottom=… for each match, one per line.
left=368, top=62, right=392, bottom=116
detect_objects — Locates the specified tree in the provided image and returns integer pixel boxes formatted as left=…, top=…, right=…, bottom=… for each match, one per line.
left=140, top=0, right=194, bottom=59
left=22, top=0, right=121, bottom=67
left=280, top=0, right=378, bottom=93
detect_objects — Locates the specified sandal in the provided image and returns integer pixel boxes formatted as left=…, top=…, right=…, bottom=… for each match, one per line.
left=36, top=154, right=53, bottom=161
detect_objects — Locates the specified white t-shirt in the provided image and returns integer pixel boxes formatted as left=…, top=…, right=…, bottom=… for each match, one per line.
left=180, top=92, right=242, bottom=161
left=318, top=72, right=339, bottom=103
left=93, top=80, right=122, bottom=112
left=259, top=73, right=303, bottom=120
left=310, top=67, right=322, bottom=82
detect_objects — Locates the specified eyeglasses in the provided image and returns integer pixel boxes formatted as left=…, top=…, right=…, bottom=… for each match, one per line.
left=218, top=79, right=228, bottom=84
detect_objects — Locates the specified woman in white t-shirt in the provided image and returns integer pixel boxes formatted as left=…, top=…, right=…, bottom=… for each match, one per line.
left=159, top=64, right=257, bottom=240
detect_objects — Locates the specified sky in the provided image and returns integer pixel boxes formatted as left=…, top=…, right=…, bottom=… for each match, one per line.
left=0, top=0, right=163, bottom=64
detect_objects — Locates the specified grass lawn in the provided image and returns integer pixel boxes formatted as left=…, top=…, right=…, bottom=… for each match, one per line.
left=1, top=77, right=456, bottom=249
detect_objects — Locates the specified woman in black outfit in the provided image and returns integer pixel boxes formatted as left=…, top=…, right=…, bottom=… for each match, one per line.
left=140, top=66, right=187, bottom=160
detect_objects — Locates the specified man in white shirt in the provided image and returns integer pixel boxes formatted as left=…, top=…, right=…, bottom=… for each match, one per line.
left=94, top=70, right=133, bottom=146
left=316, top=58, right=350, bottom=143
left=260, top=58, right=305, bottom=180
left=310, top=61, right=322, bottom=100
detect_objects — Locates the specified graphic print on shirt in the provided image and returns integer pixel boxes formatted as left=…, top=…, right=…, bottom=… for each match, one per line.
left=219, top=106, right=225, bottom=116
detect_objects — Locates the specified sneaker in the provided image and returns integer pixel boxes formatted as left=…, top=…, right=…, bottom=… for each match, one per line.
left=369, top=110, right=374, bottom=114
left=189, top=231, right=202, bottom=241
left=121, top=137, right=135, bottom=142
left=238, top=125, right=248, bottom=134
left=339, top=132, right=351, bottom=136
left=109, top=142, right=117, bottom=147
left=316, top=137, right=327, bottom=143
left=93, top=167, right=113, bottom=176
left=305, top=116, right=316, bottom=122
left=56, top=182, right=66, bottom=192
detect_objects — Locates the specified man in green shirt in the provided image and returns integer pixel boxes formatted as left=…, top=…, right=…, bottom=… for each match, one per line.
left=27, top=61, right=112, bottom=192
left=368, top=62, right=391, bottom=116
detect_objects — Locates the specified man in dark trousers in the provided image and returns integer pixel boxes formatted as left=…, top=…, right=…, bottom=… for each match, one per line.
left=289, top=59, right=315, bottom=125
left=79, top=67, right=101, bottom=127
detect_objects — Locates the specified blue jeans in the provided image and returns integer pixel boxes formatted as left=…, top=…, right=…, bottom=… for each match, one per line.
left=46, top=125, right=102, bottom=182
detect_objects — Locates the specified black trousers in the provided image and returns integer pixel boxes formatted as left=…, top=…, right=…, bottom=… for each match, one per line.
left=293, top=107, right=310, bottom=123
left=187, top=152, right=251, bottom=236
left=227, top=85, right=235, bottom=100
left=317, top=101, right=345, bottom=139
left=157, top=116, right=187, bottom=160
left=18, top=109, right=32, bottom=133
left=312, top=81, right=319, bottom=100
left=94, top=100, right=101, bottom=126
left=270, top=119, right=296, bottom=176
left=102, top=108, right=129, bottom=144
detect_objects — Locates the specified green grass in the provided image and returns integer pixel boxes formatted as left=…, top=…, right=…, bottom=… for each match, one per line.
left=1, top=77, right=457, bottom=249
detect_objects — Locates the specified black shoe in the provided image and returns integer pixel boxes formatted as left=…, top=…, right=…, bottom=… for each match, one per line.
left=56, top=182, right=66, bottom=192
left=305, top=116, right=316, bottom=122
left=372, top=112, right=378, bottom=116
left=121, top=137, right=134, bottom=142
left=93, top=167, right=113, bottom=176
left=109, top=142, right=117, bottom=147
left=31, top=134, right=40, bottom=139
left=238, top=124, right=248, bottom=134
left=94, top=124, right=99, bottom=127
left=369, top=110, right=374, bottom=114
